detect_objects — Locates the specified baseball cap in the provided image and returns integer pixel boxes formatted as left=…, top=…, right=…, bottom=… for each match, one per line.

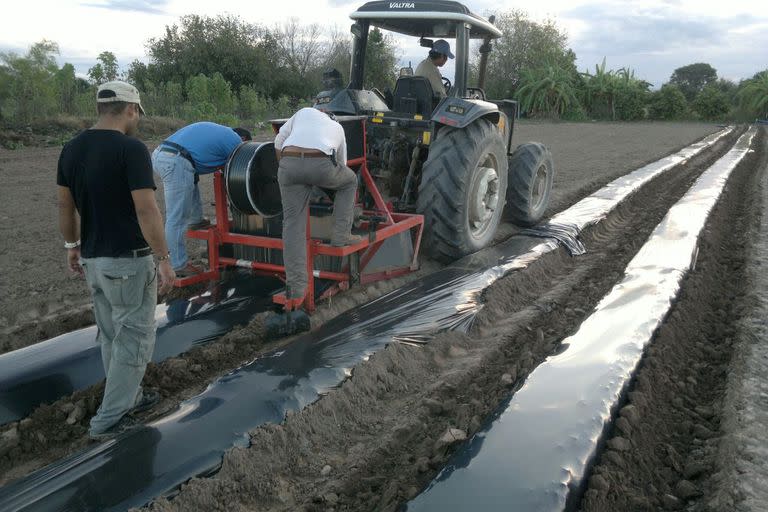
left=97, top=80, right=145, bottom=115
left=433, top=39, right=455, bottom=59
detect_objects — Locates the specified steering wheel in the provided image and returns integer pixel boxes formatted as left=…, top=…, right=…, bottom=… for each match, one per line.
left=442, top=76, right=452, bottom=95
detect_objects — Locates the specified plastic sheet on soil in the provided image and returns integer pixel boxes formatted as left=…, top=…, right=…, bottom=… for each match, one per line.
left=405, top=127, right=756, bottom=512
left=0, top=275, right=282, bottom=426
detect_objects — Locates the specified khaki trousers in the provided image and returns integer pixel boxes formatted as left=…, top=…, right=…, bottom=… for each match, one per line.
left=278, top=156, right=357, bottom=299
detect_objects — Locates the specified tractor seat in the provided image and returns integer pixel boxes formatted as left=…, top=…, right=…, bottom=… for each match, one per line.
left=392, top=76, right=435, bottom=117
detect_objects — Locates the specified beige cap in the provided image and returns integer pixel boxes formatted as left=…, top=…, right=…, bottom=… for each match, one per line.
left=96, top=80, right=145, bottom=115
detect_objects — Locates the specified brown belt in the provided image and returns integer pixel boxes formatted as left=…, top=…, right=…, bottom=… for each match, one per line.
left=281, top=150, right=328, bottom=158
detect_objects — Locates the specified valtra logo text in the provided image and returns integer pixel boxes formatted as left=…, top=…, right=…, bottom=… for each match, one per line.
left=389, top=2, right=416, bottom=8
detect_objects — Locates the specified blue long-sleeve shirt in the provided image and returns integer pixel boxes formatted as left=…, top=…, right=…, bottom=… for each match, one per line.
left=166, top=122, right=242, bottom=174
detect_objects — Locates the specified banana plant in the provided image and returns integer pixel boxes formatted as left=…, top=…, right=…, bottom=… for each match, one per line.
left=516, top=62, right=578, bottom=118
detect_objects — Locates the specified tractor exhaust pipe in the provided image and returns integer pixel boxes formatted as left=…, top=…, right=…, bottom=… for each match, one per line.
left=477, top=15, right=495, bottom=91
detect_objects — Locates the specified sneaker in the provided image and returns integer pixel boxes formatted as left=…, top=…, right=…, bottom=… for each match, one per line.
left=175, top=263, right=204, bottom=278
left=89, top=415, right=139, bottom=441
left=188, top=217, right=211, bottom=230
left=130, top=389, right=160, bottom=415
left=330, top=234, right=365, bottom=247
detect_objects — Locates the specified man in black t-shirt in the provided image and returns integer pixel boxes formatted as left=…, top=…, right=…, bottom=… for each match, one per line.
left=57, top=80, right=175, bottom=440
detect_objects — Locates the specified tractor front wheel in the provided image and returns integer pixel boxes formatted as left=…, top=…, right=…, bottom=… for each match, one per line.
left=417, top=119, right=508, bottom=262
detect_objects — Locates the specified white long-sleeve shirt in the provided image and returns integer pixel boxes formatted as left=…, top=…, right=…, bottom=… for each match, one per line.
left=274, top=107, right=347, bottom=166
left=415, top=57, right=446, bottom=98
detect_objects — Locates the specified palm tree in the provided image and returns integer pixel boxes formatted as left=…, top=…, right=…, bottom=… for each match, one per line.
left=738, top=71, right=768, bottom=118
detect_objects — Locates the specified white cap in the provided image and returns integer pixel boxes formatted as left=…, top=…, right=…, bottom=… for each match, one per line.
left=97, top=80, right=145, bottom=115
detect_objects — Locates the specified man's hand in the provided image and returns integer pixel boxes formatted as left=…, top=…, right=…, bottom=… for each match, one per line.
left=67, top=248, right=83, bottom=276
left=157, top=260, right=176, bottom=295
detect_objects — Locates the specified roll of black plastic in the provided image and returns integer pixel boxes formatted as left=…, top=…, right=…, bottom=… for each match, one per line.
left=225, top=141, right=282, bottom=217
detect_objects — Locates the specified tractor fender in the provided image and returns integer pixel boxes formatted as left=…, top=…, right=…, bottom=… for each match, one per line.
left=431, top=97, right=500, bottom=129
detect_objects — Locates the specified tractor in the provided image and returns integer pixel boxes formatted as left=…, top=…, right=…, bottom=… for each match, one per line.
left=315, top=0, right=555, bottom=262
left=183, top=0, right=554, bottom=324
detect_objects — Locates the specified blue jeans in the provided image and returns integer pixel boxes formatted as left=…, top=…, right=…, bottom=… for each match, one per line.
left=151, top=148, right=204, bottom=270
left=81, top=256, right=157, bottom=435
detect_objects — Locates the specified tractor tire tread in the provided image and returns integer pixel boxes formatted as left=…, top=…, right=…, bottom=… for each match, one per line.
left=417, top=120, right=507, bottom=262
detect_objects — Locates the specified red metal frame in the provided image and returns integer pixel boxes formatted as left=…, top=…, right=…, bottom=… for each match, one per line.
left=176, top=119, right=424, bottom=313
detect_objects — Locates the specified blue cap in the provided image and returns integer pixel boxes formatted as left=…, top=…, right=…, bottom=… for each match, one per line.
left=432, top=39, right=454, bottom=59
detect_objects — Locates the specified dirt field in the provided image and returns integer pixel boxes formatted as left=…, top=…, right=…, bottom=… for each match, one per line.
left=0, top=121, right=720, bottom=354
left=6, top=122, right=768, bottom=512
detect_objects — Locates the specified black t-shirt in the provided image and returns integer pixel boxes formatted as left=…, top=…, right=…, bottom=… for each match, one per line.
left=56, top=129, right=156, bottom=258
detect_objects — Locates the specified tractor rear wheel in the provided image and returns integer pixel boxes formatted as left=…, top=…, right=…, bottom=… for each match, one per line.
left=417, top=119, right=508, bottom=262
left=504, top=142, right=554, bottom=226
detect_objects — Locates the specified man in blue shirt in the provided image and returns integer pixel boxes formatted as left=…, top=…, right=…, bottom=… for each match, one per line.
left=152, top=122, right=251, bottom=275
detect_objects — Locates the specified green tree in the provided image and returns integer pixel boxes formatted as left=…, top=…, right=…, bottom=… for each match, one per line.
left=237, top=84, right=267, bottom=119
left=669, top=63, right=717, bottom=102
left=0, top=40, right=60, bottom=122
left=713, top=78, right=738, bottom=103
left=184, top=73, right=215, bottom=118
left=613, top=67, right=651, bottom=121
left=649, top=84, right=688, bottom=120
left=692, top=85, right=730, bottom=120
left=54, top=63, right=79, bottom=114
left=323, top=27, right=352, bottom=83
left=126, top=59, right=152, bottom=91
left=208, top=72, right=235, bottom=114
left=479, top=10, right=577, bottom=100
left=88, top=51, right=120, bottom=84
left=147, top=14, right=282, bottom=96
left=0, top=64, right=12, bottom=121
left=364, top=27, right=398, bottom=90
left=737, top=70, right=768, bottom=118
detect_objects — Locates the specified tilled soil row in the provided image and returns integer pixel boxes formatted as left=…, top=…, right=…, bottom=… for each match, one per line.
left=579, top=126, right=767, bottom=512
left=141, top=129, right=746, bottom=512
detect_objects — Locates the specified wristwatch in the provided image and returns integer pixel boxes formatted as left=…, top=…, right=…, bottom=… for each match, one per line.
left=157, top=252, right=171, bottom=262
left=64, top=240, right=80, bottom=249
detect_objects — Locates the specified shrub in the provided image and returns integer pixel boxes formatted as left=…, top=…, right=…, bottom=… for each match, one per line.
left=649, top=84, right=688, bottom=120
left=692, top=86, right=730, bottom=120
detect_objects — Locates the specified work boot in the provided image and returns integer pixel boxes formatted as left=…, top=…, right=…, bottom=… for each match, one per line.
left=188, top=217, right=211, bottom=230
left=265, top=310, right=311, bottom=339
left=130, top=388, right=160, bottom=415
left=89, top=415, right=140, bottom=441
left=175, top=262, right=204, bottom=278
left=330, top=234, right=364, bottom=247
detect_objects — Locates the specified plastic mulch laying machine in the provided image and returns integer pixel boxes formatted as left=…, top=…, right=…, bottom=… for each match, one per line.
left=174, top=1, right=555, bottom=323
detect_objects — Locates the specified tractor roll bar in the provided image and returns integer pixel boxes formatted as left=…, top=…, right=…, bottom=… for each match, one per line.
left=452, top=21, right=469, bottom=98
left=350, top=21, right=370, bottom=90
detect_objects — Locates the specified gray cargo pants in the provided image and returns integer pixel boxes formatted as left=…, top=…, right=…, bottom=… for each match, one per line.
left=81, top=255, right=157, bottom=435
left=278, top=155, right=357, bottom=299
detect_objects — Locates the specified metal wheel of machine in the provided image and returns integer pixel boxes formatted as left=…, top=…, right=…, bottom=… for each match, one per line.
left=504, top=142, right=554, bottom=226
left=416, top=119, right=508, bottom=262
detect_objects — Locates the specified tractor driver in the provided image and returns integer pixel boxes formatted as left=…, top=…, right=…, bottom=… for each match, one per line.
left=414, top=39, right=454, bottom=99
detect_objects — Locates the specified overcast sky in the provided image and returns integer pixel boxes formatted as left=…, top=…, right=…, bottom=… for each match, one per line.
left=1, top=0, right=766, bottom=88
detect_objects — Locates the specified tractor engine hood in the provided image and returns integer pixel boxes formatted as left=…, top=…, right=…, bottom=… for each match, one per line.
left=314, top=88, right=390, bottom=116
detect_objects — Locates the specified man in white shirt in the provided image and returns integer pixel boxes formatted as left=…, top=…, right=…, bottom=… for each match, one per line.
left=273, top=107, right=359, bottom=302
left=414, top=39, right=455, bottom=99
